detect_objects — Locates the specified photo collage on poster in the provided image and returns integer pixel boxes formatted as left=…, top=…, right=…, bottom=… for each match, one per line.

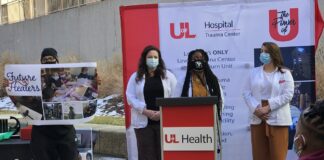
left=4, top=63, right=98, bottom=124
left=41, top=67, right=98, bottom=121
left=254, top=45, right=315, bottom=149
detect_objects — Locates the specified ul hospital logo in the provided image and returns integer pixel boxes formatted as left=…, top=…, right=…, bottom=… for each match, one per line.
left=170, top=22, right=196, bottom=39
left=165, top=134, right=179, bottom=143
left=269, top=8, right=299, bottom=41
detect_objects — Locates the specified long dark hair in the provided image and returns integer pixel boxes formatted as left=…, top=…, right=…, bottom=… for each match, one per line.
left=181, top=49, right=222, bottom=120
left=136, top=45, right=166, bottom=82
left=262, top=42, right=286, bottom=73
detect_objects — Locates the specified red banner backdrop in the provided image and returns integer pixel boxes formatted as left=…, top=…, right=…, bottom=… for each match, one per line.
left=120, top=4, right=159, bottom=128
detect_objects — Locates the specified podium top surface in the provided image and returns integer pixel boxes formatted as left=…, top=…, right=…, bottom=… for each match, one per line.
left=156, top=96, right=218, bottom=107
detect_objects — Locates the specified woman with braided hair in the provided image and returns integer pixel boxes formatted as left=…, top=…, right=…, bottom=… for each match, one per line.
left=294, top=100, right=324, bottom=160
left=179, top=49, right=224, bottom=158
left=180, top=49, right=223, bottom=116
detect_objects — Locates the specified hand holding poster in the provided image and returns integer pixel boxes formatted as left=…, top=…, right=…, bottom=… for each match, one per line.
left=4, top=62, right=98, bottom=125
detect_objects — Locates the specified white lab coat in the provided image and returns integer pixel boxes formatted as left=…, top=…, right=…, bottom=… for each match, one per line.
left=126, top=70, right=177, bottom=128
left=243, top=66, right=294, bottom=126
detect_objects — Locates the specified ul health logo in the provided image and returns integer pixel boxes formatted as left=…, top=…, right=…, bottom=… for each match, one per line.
left=170, top=22, right=196, bottom=39
left=165, top=134, right=179, bottom=143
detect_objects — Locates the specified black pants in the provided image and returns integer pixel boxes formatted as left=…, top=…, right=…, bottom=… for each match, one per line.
left=30, top=125, right=78, bottom=160
left=135, top=125, right=161, bottom=160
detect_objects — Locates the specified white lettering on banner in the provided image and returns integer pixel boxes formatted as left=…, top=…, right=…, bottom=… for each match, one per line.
left=163, top=127, right=214, bottom=151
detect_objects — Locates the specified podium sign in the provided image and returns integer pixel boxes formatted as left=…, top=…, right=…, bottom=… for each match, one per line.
left=163, top=127, right=214, bottom=151
left=157, top=97, right=218, bottom=160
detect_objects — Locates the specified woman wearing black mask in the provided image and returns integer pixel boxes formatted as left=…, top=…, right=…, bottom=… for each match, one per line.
left=180, top=49, right=224, bottom=158
left=181, top=49, right=223, bottom=109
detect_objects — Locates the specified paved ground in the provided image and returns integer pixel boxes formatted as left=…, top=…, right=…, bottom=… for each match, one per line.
left=93, top=154, right=126, bottom=160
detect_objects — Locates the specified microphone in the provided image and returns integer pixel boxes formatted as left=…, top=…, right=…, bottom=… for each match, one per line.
left=22, top=110, right=34, bottom=120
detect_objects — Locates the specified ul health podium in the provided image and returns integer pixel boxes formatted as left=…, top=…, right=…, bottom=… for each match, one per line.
left=157, top=96, right=220, bottom=160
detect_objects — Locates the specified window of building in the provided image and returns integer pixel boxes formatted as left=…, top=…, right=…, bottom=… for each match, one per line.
left=0, top=0, right=101, bottom=25
left=1, top=4, right=8, bottom=24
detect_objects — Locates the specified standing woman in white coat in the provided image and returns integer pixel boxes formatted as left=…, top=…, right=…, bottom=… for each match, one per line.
left=243, top=42, right=294, bottom=160
left=126, top=45, right=177, bottom=160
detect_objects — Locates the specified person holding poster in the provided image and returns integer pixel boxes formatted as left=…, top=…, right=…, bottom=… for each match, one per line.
left=243, top=42, right=294, bottom=160
left=28, top=48, right=79, bottom=160
left=126, top=45, right=177, bottom=160
left=179, top=48, right=224, bottom=156
left=294, top=100, right=324, bottom=160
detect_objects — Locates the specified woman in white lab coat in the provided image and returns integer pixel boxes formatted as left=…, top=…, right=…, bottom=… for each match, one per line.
left=126, top=45, right=177, bottom=160
left=243, top=42, right=294, bottom=160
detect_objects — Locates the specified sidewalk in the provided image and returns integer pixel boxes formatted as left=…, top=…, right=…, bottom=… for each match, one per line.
left=74, top=123, right=127, bottom=159
left=93, top=154, right=126, bottom=160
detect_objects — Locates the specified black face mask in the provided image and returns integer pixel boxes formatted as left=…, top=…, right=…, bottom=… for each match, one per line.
left=43, top=61, right=57, bottom=64
left=41, top=56, right=58, bottom=64
left=190, top=59, right=205, bottom=71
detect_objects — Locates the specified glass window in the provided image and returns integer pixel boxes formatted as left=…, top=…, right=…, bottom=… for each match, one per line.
left=1, top=4, right=8, bottom=24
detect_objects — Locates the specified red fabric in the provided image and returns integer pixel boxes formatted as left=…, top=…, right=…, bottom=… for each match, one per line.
left=120, top=4, right=159, bottom=128
left=315, top=0, right=324, bottom=49
left=164, top=151, right=215, bottom=160
left=162, top=105, right=214, bottom=127
left=20, top=125, right=32, bottom=140
left=300, top=149, right=324, bottom=160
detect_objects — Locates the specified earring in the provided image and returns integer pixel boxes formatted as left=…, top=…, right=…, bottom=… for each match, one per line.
left=293, top=134, right=306, bottom=156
